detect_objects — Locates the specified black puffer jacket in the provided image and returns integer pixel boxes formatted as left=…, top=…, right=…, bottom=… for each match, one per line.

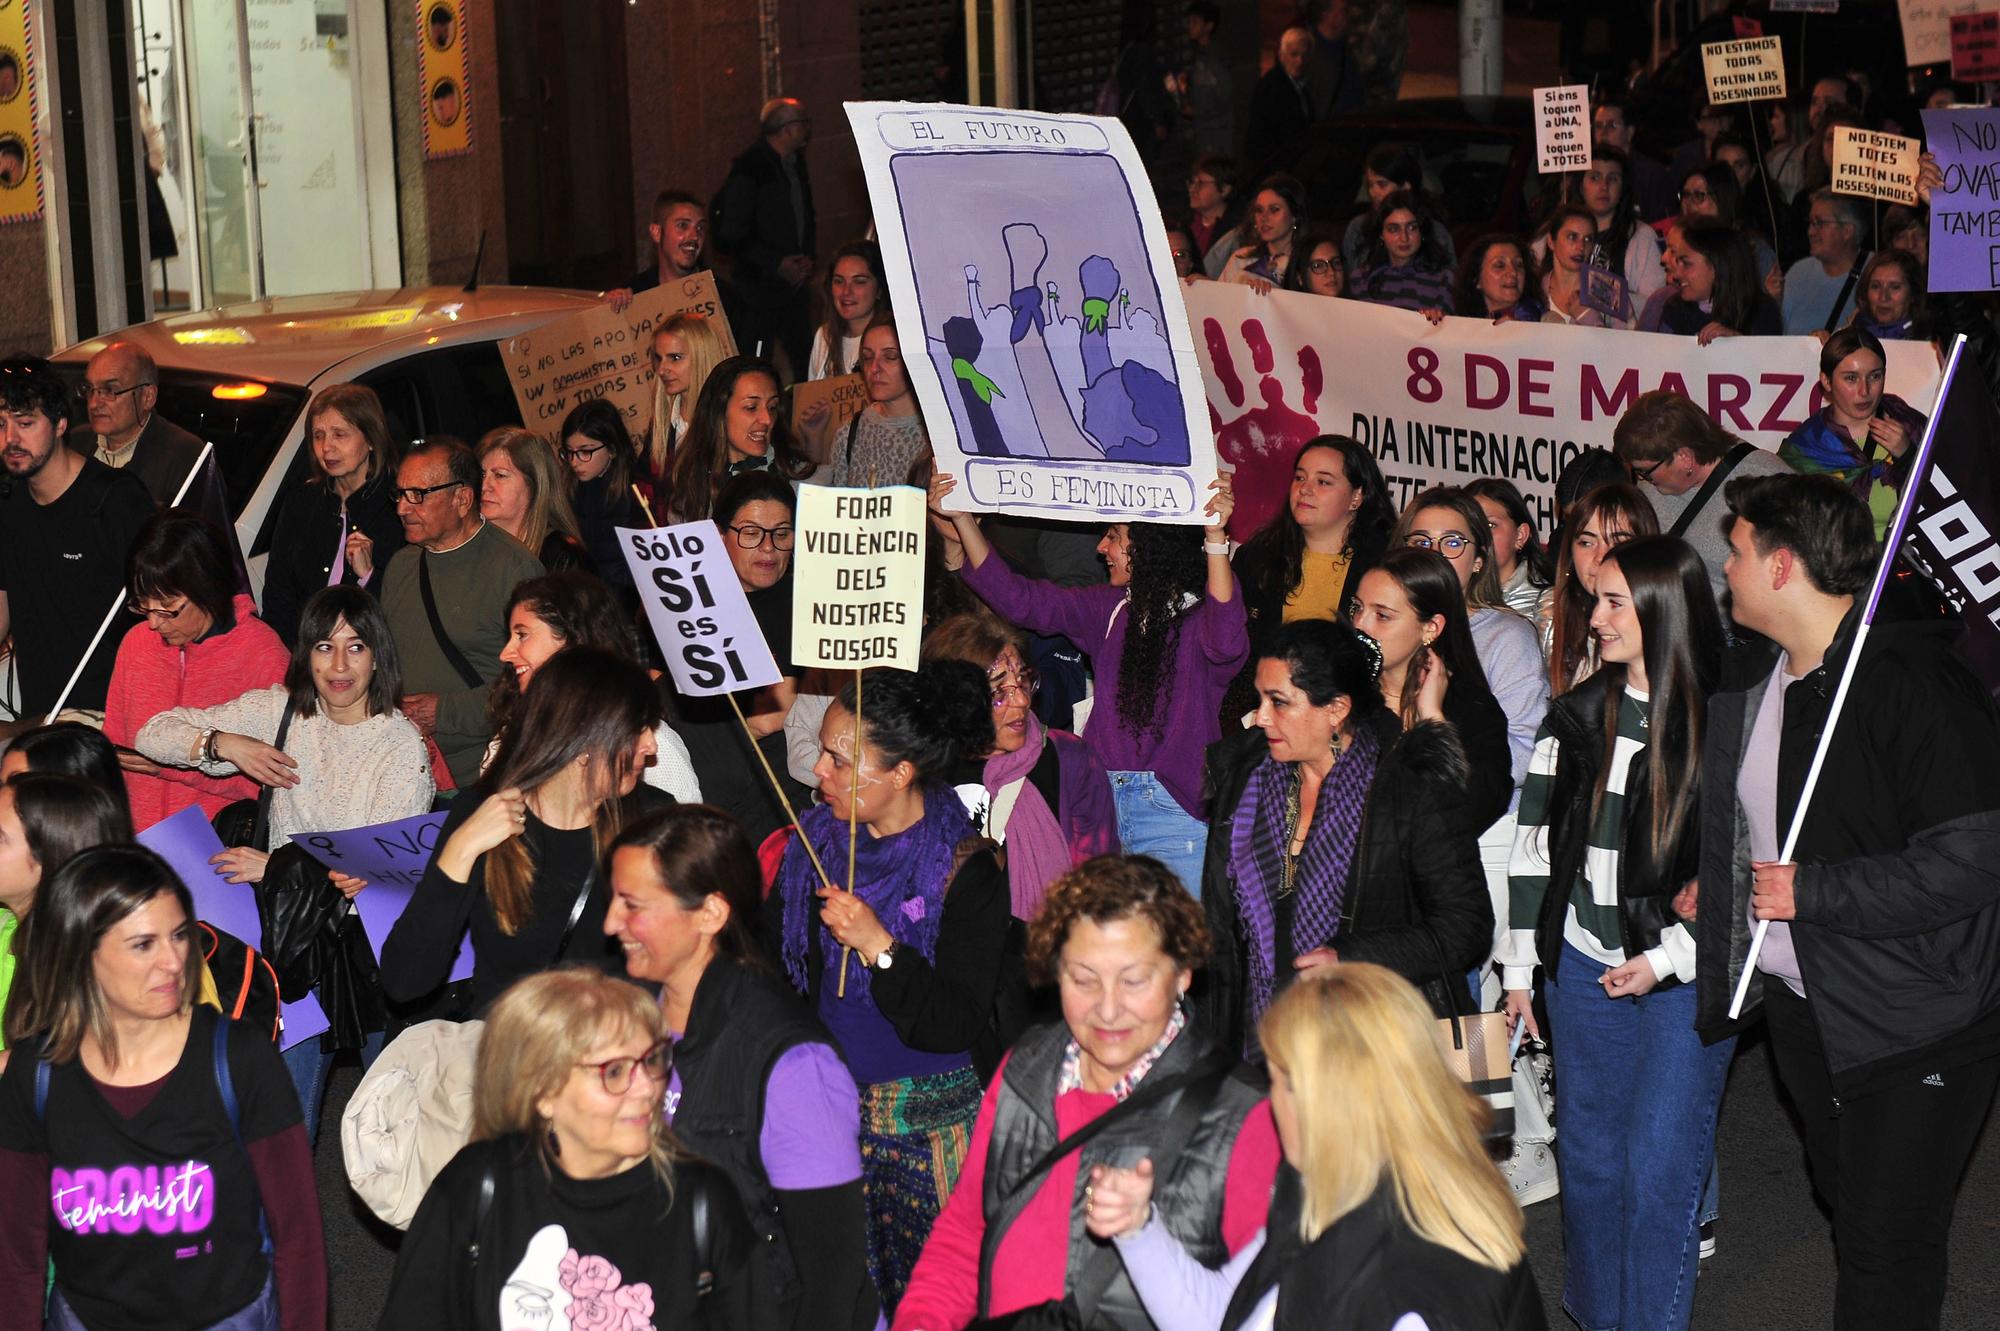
left=1695, top=612, right=2000, bottom=1096
left=1199, top=711, right=1493, bottom=1049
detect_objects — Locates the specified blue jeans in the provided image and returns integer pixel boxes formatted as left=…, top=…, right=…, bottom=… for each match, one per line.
left=1546, top=944, right=1734, bottom=1331
left=1106, top=771, right=1207, bottom=899
left=282, top=1027, right=387, bottom=1145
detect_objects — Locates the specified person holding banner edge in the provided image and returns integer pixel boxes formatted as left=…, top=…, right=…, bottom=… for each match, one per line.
left=1691, top=474, right=2000, bottom=1331
left=931, top=470, right=1246, bottom=900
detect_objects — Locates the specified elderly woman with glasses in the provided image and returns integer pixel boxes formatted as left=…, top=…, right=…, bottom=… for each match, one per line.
left=921, top=612, right=1120, bottom=924
left=103, top=508, right=291, bottom=832
left=380, top=967, right=773, bottom=1331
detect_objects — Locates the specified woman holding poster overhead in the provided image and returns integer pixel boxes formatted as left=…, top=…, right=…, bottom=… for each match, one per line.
left=767, top=660, right=1010, bottom=1311
left=133, top=585, right=433, bottom=1139
left=931, top=472, right=1247, bottom=899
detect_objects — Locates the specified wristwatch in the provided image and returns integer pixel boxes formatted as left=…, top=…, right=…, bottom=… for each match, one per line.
left=872, top=941, right=900, bottom=971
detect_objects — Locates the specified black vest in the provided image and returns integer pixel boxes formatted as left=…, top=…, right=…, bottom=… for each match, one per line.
left=670, top=956, right=837, bottom=1312
left=980, top=1019, right=1263, bottom=1328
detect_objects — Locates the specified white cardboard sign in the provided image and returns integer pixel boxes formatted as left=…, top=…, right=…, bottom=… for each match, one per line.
left=619, top=521, right=783, bottom=697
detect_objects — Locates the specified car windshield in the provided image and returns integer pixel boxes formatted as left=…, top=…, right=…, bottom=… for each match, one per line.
left=51, top=364, right=308, bottom=520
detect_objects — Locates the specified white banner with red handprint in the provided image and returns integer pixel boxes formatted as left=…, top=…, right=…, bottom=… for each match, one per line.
left=1186, top=282, right=1945, bottom=541
left=847, top=101, right=1219, bottom=524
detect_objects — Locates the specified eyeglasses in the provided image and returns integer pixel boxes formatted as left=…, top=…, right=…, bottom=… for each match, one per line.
left=1404, top=533, right=1472, bottom=557
left=559, top=442, right=609, bottom=463
left=1629, top=456, right=1670, bottom=485
left=393, top=480, right=466, bottom=505
left=1807, top=217, right=1844, bottom=231
left=1305, top=258, right=1342, bottom=274
left=84, top=380, right=152, bottom=401
left=577, top=1039, right=670, bottom=1095
left=988, top=666, right=1040, bottom=706
left=726, top=522, right=795, bottom=550
left=126, top=597, right=191, bottom=623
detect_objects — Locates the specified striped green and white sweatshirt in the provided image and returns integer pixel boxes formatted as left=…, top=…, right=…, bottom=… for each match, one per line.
left=1501, top=686, right=1697, bottom=990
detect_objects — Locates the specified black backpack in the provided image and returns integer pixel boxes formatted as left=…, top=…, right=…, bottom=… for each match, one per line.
left=197, top=919, right=283, bottom=1044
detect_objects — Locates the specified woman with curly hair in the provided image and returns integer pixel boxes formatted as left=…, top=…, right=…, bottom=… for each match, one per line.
left=1349, top=189, right=1455, bottom=313
left=931, top=471, right=1247, bottom=898
left=1439, top=234, right=1544, bottom=324
left=666, top=354, right=814, bottom=523
left=892, top=855, right=1281, bottom=1329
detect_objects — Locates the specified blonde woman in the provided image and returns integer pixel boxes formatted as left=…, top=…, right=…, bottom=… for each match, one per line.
left=476, top=426, right=593, bottom=574
left=642, top=311, right=729, bottom=502
left=379, top=967, right=773, bottom=1330
left=1085, top=963, right=1543, bottom=1330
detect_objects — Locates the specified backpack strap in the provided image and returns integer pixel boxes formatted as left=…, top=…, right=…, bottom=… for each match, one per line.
left=691, top=1167, right=715, bottom=1298
left=419, top=553, right=485, bottom=689
left=212, top=1013, right=274, bottom=1257
left=33, top=1049, right=49, bottom=1124
left=469, top=1160, right=496, bottom=1267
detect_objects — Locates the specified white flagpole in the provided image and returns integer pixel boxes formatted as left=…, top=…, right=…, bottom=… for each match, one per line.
left=1728, top=338, right=1965, bottom=1019
left=41, top=442, right=215, bottom=724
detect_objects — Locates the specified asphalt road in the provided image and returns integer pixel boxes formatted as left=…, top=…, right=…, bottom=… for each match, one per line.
left=317, top=1024, right=1999, bottom=1330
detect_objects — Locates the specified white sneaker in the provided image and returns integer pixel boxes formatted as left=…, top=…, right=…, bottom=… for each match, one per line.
left=1505, top=1139, right=1559, bottom=1207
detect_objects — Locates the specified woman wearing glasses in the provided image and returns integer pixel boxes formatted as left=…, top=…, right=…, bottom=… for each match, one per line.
left=380, top=967, right=773, bottom=1331
left=605, top=806, right=878, bottom=1331
left=103, top=508, right=291, bottom=832
left=557, top=399, right=649, bottom=592
left=921, top=612, right=1119, bottom=923
left=826, top=315, right=931, bottom=489
left=1281, top=227, right=1346, bottom=299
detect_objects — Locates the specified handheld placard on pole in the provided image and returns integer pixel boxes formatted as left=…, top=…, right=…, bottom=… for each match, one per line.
left=838, top=667, right=863, bottom=999
left=43, top=441, right=216, bottom=723
left=721, top=692, right=835, bottom=894
left=631, top=484, right=657, bottom=526
left=1728, top=335, right=1968, bottom=1019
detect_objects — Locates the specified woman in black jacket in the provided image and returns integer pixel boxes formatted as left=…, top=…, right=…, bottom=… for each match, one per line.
left=558, top=399, right=648, bottom=593
left=1200, top=619, right=1492, bottom=1056
left=1223, top=435, right=1394, bottom=726
left=605, top=805, right=878, bottom=1331
left=1502, top=535, right=1729, bottom=1331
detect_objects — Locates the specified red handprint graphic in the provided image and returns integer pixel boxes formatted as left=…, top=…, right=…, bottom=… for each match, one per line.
left=1204, top=315, right=1325, bottom=541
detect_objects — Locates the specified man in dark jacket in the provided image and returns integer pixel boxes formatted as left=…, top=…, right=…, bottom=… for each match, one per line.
left=714, top=99, right=816, bottom=378
left=81, top=342, right=204, bottom=504
left=1243, top=27, right=1314, bottom=171
left=1693, top=474, right=2000, bottom=1331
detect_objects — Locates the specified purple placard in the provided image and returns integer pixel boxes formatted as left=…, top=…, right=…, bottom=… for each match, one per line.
left=1922, top=108, right=2000, bottom=293
left=136, top=807, right=330, bottom=1050
left=295, top=812, right=471, bottom=982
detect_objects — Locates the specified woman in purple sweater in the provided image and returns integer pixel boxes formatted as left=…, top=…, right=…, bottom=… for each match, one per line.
left=930, top=473, right=1247, bottom=899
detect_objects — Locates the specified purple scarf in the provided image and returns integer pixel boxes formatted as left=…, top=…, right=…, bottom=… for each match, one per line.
left=778, top=787, right=973, bottom=1004
left=983, top=714, right=1073, bottom=922
left=1227, top=727, right=1381, bottom=1034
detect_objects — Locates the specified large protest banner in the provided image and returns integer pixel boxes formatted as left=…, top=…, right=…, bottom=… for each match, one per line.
left=1922, top=107, right=2000, bottom=292
left=847, top=101, right=1218, bottom=523
left=1184, top=283, right=1944, bottom=539
left=503, top=275, right=736, bottom=444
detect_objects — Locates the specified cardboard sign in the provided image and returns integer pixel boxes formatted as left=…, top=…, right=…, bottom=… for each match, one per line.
left=791, top=486, right=925, bottom=671
left=1902, top=0, right=1987, bottom=65
left=1922, top=108, right=2000, bottom=291
left=415, top=0, right=471, bottom=159
left=295, top=811, right=472, bottom=983
left=618, top=520, right=784, bottom=697
left=1952, top=11, right=2000, bottom=80
left=1533, top=85, right=1592, bottom=174
left=1830, top=126, right=1922, bottom=205
left=137, top=807, right=330, bottom=1050
left=0, top=0, right=45, bottom=224
left=503, top=275, right=735, bottom=448
left=1702, top=37, right=1787, bottom=105
left=790, top=372, right=869, bottom=466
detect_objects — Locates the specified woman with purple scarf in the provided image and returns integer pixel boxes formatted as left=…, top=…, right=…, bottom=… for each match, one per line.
left=1196, top=619, right=1492, bottom=1058
left=765, top=658, right=1015, bottom=1313
left=922, top=612, right=1120, bottom=922
left=1778, top=326, right=1929, bottom=540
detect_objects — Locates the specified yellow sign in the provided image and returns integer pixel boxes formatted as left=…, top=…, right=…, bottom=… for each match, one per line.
left=416, top=0, right=471, bottom=160
left=1701, top=36, right=1787, bottom=105
left=0, top=0, right=43, bottom=225
left=791, top=486, right=927, bottom=672
left=1831, top=127, right=1921, bottom=206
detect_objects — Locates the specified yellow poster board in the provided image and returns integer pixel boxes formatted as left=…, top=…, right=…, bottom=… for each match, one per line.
left=0, top=0, right=44, bottom=225
left=1831, top=127, right=1921, bottom=206
left=416, top=0, right=471, bottom=159
left=1701, top=36, right=1787, bottom=105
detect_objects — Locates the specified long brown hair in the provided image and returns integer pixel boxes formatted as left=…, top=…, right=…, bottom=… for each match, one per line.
left=668, top=356, right=811, bottom=522
left=483, top=650, right=663, bottom=936
left=1547, top=483, right=1658, bottom=696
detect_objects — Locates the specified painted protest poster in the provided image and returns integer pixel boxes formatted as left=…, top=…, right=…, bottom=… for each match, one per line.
left=1951, top=11, right=2000, bottom=79
left=846, top=101, right=1217, bottom=524
left=1533, top=85, right=1592, bottom=174
left=1183, top=283, right=1943, bottom=540
left=792, top=486, right=925, bottom=671
left=138, top=807, right=330, bottom=1049
left=1901, top=0, right=1987, bottom=64
left=503, top=274, right=736, bottom=446
left=1701, top=36, right=1787, bottom=104
left=296, top=811, right=472, bottom=982
left=1830, top=127, right=1921, bottom=206
left=1922, top=108, right=2000, bottom=291
left=618, top=521, right=783, bottom=697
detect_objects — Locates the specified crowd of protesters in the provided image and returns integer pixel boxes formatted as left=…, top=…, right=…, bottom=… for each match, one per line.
left=0, top=8, right=1997, bottom=1331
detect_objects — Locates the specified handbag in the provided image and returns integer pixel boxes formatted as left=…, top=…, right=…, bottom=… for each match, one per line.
left=1428, top=931, right=1515, bottom=1142
left=968, top=1046, right=1235, bottom=1330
